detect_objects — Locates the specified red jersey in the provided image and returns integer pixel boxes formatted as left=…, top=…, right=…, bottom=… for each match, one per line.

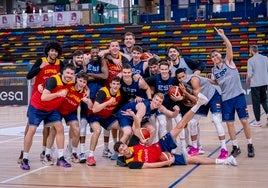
left=30, top=74, right=73, bottom=111
left=88, top=87, right=121, bottom=119
left=105, top=54, right=123, bottom=86
left=57, top=85, right=87, bottom=115
left=125, top=142, right=163, bottom=164
left=32, top=57, right=61, bottom=95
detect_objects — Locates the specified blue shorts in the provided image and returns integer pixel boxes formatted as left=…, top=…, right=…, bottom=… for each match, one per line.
left=222, top=94, right=249, bottom=122
left=27, top=104, right=61, bottom=127
left=86, top=114, right=117, bottom=130
left=117, top=112, right=133, bottom=128
left=196, top=90, right=221, bottom=116
left=159, top=133, right=187, bottom=165
left=61, top=111, right=78, bottom=125
left=80, top=101, right=89, bottom=119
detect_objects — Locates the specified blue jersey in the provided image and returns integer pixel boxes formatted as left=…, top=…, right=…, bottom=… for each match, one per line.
left=85, top=60, right=103, bottom=99
left=118, top=99, right=157, bottom=124
left=120, top=77, right=147, bottom=100
left=129, top=59, right=146, bottom=77
left=155, top=74, right=175, bottom=109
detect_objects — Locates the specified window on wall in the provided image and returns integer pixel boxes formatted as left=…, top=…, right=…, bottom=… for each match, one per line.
left=179, top=0, right=188, bottom=8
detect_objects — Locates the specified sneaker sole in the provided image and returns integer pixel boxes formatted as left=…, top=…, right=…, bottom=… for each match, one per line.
left=230, top=152, right=241, bottom=158
left=57, top=164, right=72, bottom=167
left=87, top=163, right=96, bottom=166
left=188, top=152, right=199, bottom=156
left=80, top=159, right=86, bottom=163
left=20, top=166, right=30, bottom=170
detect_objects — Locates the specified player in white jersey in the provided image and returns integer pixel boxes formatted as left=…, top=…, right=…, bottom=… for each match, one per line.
left=210, top=28, right=255, bottom=158
left=176, top=68, right=228, bottom=159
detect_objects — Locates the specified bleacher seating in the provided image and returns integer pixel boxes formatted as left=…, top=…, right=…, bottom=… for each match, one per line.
left=0, top=18, right=267, bottom=75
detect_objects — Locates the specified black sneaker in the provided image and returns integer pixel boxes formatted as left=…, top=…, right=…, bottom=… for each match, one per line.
left=116, top=156, right=127, bottom=167
left=40, top=150, right=45, bottom=161
left=247, top=144, right=255, bottom=158
left=230, top=146, right=241, bottom=157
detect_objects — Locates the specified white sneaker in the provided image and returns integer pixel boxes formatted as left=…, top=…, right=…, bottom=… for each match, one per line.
left=102, top=149, right=113, bottom=158
left=197, top=93, right=208, bottom=105
left=224, top=155, right=238, bottom=166
left=79, top=153, right=86, bottom=163
left=198, top=145, right=205, bottom=155
left=250, top=121, right=262, bottom=127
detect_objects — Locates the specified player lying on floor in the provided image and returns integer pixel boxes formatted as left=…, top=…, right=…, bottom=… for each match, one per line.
left=114, top=93, right=238, bottom=169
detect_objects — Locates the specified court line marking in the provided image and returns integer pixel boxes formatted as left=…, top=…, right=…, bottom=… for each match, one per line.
left=0, top=143, right=106, bottom=184
left=0, top=137, right=23, bottom=144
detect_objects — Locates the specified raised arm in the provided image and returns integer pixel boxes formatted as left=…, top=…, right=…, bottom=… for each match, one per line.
left=214, top=27, right=235, bottom=67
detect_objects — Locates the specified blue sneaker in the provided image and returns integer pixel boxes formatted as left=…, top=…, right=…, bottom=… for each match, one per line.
left=56, top=157, right=71, bottom=167
left=110, top=152, right=118, bottom=160
left=20, top=158, right=30, bottom=170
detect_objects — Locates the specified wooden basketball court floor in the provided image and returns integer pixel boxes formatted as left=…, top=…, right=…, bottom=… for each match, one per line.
left=0, top=105, right=267, bottom=188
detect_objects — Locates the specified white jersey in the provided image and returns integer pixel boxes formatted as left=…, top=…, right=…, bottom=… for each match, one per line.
left=212, top=62, right=244, bottom=101
left=183, top=74, right=216, bottom=102
left=170, top=58, right=193, bottom=75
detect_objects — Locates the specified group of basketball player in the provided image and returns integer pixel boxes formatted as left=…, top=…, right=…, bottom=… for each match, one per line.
left=18, top=27, right=255, bottom=170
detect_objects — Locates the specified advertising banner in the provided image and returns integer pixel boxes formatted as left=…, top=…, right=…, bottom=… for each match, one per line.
left=0, top=86, right=28, bottom=106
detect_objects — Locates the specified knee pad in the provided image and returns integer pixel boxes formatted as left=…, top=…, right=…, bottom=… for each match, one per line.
left=103, top=129, right=110, bottom=137
left=189, top=118, right=198, bottom=136
left=80, top=118, right=88, bottom=137
left=212, top=113, right=225, bottom=137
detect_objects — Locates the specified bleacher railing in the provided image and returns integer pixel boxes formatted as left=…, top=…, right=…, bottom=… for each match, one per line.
left=0, top=11, right=82, bottom=29
left=0, top=1, right=266, bottom=28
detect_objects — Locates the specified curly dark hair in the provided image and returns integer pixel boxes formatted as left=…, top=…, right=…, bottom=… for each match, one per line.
left=44, top=41, right=62, bottom=56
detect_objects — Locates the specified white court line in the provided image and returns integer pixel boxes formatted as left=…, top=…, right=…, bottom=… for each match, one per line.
left=0, top=142, right=107, bottom=184
left=0, top=137, right=23, bottom=144
left=0, top=166, right=50, bottom=184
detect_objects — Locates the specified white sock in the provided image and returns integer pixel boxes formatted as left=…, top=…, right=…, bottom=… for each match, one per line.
left=88, top=150, right=94, bottom=157
left=104, top=142, right=109, bottom=150
left=232, top=139, right=239, bottom=147
left=247, top=138, right=252, bottom=144
left=23, top=152, right=29, bottom=159
left=220, top=140, right=227, bottom=149
left=45, top=148, right=51, bottom=155
left=58, top=149, right=64, bottom=158
left=72, top=147, right=78, bottom=154
left=192, top=140, right=198, bottom=148
left=80, top=143, right=85, bottom=153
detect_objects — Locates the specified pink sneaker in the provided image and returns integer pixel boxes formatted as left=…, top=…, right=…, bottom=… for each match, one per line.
left=218, top=148, right=228, bottom=159
left=86, top=156, right=96, bottom=166
left=188, top=146, right=199, bottom=156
